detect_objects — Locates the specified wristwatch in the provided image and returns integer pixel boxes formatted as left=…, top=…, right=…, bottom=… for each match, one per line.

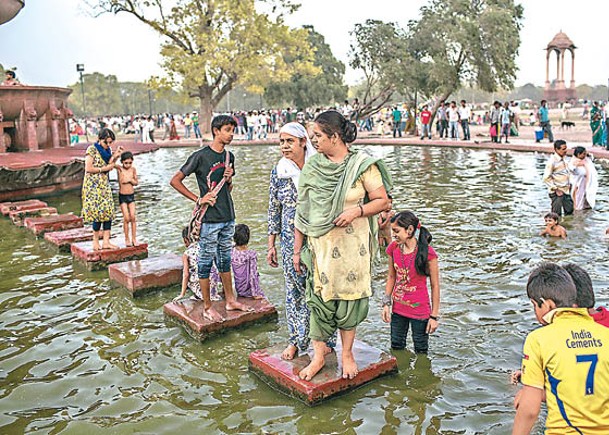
left=381, top=294, right=392, bottom=307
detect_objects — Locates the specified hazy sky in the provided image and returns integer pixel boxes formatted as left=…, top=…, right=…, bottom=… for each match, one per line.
left=1, top=0, right=607, bottom=89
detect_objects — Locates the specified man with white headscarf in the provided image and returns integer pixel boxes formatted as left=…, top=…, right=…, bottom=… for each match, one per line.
left=266, top=122, right=336, bottom=360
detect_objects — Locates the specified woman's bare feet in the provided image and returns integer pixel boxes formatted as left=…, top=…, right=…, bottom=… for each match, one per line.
left=281, top=344, right=298, bottom=360
left=203, top=306, right=224, bottom=322
left=299, top=355, right=325, bottom=381
left=102, top=242, right=119, bottom=250
left=132, top=238, right=138, bottom=246
left=342, top=351, right=359, bottom=379
left=225, top=300, right=254, bottom=312
left=92, top=242, right=102, bottom=251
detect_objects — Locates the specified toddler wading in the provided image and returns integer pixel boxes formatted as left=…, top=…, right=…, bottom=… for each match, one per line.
left=382, top=211, right=441, bottom=353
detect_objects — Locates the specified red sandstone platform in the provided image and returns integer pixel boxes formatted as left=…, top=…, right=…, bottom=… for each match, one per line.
left=164, top=297, right=278, bottom=341
left=0, top=199, right=48, bottom=216
left=24, top=213, right=83, bottom=236
left=109, top=254, right=183, bottom=296
left=9, top=206, right=57, bottom=226
left=71, top=240, right=149, bottom=271
left=44, top=227, right=95, bottom=251
left=249, top=340, right=398, bottom=405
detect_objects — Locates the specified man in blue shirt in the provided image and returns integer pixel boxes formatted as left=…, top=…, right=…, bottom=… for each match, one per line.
left=537, top=100, right=554, bottom=143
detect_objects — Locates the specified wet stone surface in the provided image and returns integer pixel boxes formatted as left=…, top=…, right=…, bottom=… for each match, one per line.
left=71, top=240, right=148, bottom=271
left=43, top=227, right=95, bottom=252
left=108, top=254, right=183, bottom=296
left=9, top=206, right=58, bottom=226
left=24, top=213, right=83, bottom=236
left=0, top=199, right=48, bottom=216
left=249, top=340, right=398, bottom=406
left=164, top=297, right=278, bottom=342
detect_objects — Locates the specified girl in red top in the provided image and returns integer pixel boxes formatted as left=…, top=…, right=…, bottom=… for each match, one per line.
left=381, top=211, right=441, bottom=353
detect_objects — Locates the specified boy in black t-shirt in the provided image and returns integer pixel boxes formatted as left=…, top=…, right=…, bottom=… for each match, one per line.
left=170, top=115, right=252, bottom=321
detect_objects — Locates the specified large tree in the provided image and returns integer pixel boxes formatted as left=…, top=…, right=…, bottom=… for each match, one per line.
left=408, top=0, right=524, bottom=114
left=264, top=25, right=346, bottom=109
left=91, top=0, right=315, bottom=133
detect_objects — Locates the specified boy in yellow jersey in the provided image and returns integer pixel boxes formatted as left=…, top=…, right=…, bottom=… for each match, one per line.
left=513, top=262, right=609, bottom=434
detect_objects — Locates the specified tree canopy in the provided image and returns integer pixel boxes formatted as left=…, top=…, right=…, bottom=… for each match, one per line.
left=91, top=0, right=315, bottom=133
left=264, top=25, right=346, bottom=109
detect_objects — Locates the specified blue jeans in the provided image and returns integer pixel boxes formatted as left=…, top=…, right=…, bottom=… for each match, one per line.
left=460, top=120, right=470, bottom=140
left=197, top=220, right=235, bottom=279
left=184, top=125, right=191, bottom=139
left=391, top=312, right=429, bottom=354
left=193, top=124, right=202, bottom=138
left=421, top=124, right=431, bottom=138
left=449, top=121, right=459, bottom=139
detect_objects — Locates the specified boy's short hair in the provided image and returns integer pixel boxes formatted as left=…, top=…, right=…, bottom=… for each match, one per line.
left=233, top=223, right=250, bottom=246
left=211, top=115, right=237, bottom=137
left=527, top=262, right=577, bottom=308
left=563, top=263, right=595, bottom=308
left=544, top=212, right=560, bottom=222
left=120, top=151, right=134, bottom=162
left=553, top=139, right=567, bottom=150
left=5, top=70, right=16, bottom=79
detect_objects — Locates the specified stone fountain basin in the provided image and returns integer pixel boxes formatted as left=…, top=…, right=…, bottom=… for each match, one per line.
left=0, top=86, right=72, bottom=120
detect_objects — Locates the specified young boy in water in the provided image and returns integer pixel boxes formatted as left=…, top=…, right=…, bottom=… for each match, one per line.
left=540, top=212, right=566, bottom=238
left=512, top=263, right=609, bottom=434
left=117, top=151, right=138, bottom=246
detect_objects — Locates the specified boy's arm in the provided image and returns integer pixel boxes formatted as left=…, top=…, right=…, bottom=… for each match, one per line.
left=561, top=227, right=567, bottom=238
left=512, top=386, right=543, bottom=435
left=170, top=171, right=198, bottom=203
left=427, top=258, right=440, bottom=333
left=131, top=167, right=138, bottom=186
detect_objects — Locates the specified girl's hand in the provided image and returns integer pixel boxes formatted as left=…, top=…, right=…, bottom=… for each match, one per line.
left=333, top=207, right=360, bottom=227
left=267, top=246, right=278, bottom=267
left=173, top=292, right=186, bottom=302
left=426, top=318, right=439, bottom=334
left=381, top=305, right=391, bottom=323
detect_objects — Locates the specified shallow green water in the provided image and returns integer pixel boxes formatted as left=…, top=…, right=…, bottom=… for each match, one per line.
left=1, top=145, right=608, bottom=434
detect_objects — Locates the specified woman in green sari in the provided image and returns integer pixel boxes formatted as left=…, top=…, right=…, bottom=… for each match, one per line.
left=590, top=101, right=604, bottom=146
left=293, top=111, right=392, bottom=381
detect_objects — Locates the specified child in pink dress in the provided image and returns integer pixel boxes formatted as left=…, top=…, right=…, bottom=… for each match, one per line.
left=381, top=211, right=441, bottom=354
left=210, top=224, right=265, bottom=299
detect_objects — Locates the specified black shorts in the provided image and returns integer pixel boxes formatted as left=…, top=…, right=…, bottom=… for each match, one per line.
left=119, top=193, right=135, bottom=205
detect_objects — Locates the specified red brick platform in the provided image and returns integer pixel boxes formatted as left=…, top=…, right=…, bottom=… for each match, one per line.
left=109, top=254, right=183, bottom=296
left=164, top=297, right=277, bottom=341
left=249, top=340, right=398, bottom=405
left=44, top=227, right=94, bottom=252
left=9, top=206, right=57, bottom=226
left=71, top=240, right=149, bottom=271
left=24, top=213, right=83, bottom=236
left=0, top=199, right=48, bottom=216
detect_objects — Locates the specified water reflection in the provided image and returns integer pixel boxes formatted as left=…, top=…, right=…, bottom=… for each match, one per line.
left=0, top=145, right=608, bottom=433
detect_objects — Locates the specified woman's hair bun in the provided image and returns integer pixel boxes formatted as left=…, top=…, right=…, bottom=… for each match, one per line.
left=342, top=121, right=358, bottom=143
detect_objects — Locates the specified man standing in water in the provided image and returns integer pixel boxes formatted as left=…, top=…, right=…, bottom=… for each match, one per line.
left=170, top=115, right=251, bottom=321
left=543, top=139, right=573, bottom=216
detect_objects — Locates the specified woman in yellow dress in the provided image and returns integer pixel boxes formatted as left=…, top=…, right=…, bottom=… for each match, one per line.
left=81, top=128, right=123, bottom=250
left=294, top=110, right=392, bottom=380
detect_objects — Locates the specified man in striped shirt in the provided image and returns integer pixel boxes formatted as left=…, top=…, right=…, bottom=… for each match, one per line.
left=543, top=140, right=573, bottom=215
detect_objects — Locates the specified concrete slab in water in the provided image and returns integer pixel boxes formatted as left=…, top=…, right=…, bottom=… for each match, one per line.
left=71, top=240, right=148, bottom=271
left=249, top=340, right=398, bottom=405
left=0, top=199, right=48, bottom=216
left=109, top=254, right=183, bottom=296
left=9, top=206, right=57, bottom=226
left=44, top=227, right=94, bottom=251
left=24, top=213, right=83, bottom=236
left=164, top=297, right=277, bottom=341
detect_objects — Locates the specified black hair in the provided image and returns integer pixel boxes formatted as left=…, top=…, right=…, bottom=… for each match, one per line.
left=5, top=70, right=16, bottom=79
left=98, top=128, right=116, bottom=141
left=526, top=262, right=576, bottom=308
left=563, top=263, right=595, bottom=308
left=233, top=223, right=250, bottom=246
left=573, top=146, right=586, bottom=158
left=314, top=110, right=357, bottom=144
left=541, top=99, right=547, bottom=105
left=181, top=226, right=189, bottom=241
left=120, top=151, right=134, bottom=162
left=390, top=211, right=432, bottom=276
left=211, top=115, right=237, bottom=137
left=387, top=192, right=393, bottom=200
left=553, top=139, right=567, bottom=150
left=544, top=212, right=560, bottom=222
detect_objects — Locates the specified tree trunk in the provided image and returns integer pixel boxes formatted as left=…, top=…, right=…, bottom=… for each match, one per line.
left=199, top=88, right=214, bottom=136
left=430, top=89, right=454, bottom=124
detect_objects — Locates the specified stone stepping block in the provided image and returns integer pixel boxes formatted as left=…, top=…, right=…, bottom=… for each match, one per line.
left=249, top=340, right=398, bottom=406
left=108, top=254, right=183, bottom=296
left=164, top=297, right=277, bottom=342
left=44, top=227, right=95, bottom=252
left=9, top=206, right=58, bottom=226
left=24, top=214, right=83, bottom=236
left=0, top=199, right=48, bottom=216
left=71, top=240, right=149, bottom=271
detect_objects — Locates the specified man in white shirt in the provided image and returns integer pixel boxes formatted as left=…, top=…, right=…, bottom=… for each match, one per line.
left=448, top=101, right=460, bottom=140
left=458, top=100, right=471, bottom=140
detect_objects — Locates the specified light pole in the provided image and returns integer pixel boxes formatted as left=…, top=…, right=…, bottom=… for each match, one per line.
left=76, top=63, right=89, bottom=143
